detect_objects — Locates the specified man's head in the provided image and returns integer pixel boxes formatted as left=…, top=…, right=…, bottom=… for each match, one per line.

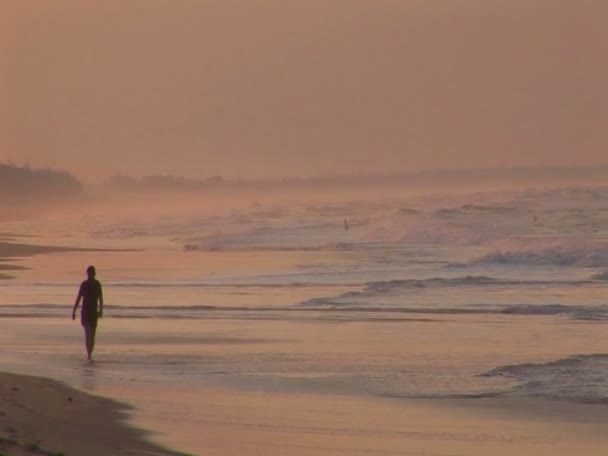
left=86, top=265, right=96, bottom=278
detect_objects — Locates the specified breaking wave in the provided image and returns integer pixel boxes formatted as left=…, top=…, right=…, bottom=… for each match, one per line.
left=299, top=276, right=592, bottom=300
left=435, top=204, right=521, bottom=217
left=591, top=270, right=608, bottom=281
left=360, top=276, right=588, bottom=292
left=482, top=354, right=608, bottom=404
left=460, top=247, right=608, bottom=268
left=501, top=304, right=608, bottom=320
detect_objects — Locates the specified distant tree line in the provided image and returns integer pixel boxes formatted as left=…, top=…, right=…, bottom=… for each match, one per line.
left=107, top=173, right=225, bottom=192
left=104, top=164, right=608, bottom=195
left=0, top=162, right=83, bottom=201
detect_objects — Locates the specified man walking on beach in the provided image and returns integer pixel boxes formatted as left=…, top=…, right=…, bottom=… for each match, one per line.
left=72, top=265, right=104, bottom=361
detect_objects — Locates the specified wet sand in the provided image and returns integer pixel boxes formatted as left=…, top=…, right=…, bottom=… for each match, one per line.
left=0, top=241, right=49, bottom=280
left=0, top=372, right=187, bottom=456
left=0, top=240, right=73, bottom=258
left=99, top=314, right=608, bottom=456
left=3, top=368, right=608, bottom=456
left=104, top=382, right=608, bottom=456
left=0, top=239, right=120, bottom=281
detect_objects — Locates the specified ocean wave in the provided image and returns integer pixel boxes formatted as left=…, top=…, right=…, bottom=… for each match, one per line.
left=111, top=280, right=356, bottom=288
left=3, top=300, right=606, bottom=322
left=501, top=304, right=608, bottom=320
left=357, top=276, right=495, bottom=296
left=92, top=227, right=151, bottom=238
left=591, top=270, right=608, bottom=281
left=398, top=225, right=497, bottom=246
left=0, top=303, right=485, bottom=321
left=183, top=241, right=361, bottom=252
left=298, top=275, right=594, bottom=308
left=460, top=247, right=608, bottom=268
left=501, top=304, right=574, bottom=316
left=28, top=279, right=353, bottom=288
left=364, top=276, right=514, bottom=291
left=482, top=354, right=608, bottom=404
left=361, top=276, right=590, bottom=293
left=395, top=208, right=421, bottom=215
left=435, top=204, right=521, bottom=217
left=297, top=300, right=608, bottom=321
left=519, top=187, right=608, bottom=201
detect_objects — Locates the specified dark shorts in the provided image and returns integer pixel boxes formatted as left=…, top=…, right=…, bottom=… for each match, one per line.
left=81, top=307, right=98, bottom=328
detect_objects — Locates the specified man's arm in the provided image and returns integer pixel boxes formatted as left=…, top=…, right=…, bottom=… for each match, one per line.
left=72, top=291, right=82, bottom=320
left=98, top=283, right=104, bottom=318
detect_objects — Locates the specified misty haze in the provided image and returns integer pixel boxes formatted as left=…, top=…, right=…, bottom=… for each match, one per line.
left=1, top=2, right=608, bottom=456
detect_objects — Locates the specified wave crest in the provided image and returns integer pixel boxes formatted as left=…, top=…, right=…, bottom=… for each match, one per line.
left=591, top=270, right=608, bottom=281
left=462, top=247, right=608, bottom=268
left=482, top=354, right=608, bottom=404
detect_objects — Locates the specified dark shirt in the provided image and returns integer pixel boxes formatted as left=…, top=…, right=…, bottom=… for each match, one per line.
left=80, top=279, right=102, bottom=311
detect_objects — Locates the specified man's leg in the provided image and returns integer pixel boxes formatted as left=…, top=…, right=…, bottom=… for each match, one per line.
left=84, top=326, right=97, bottom=360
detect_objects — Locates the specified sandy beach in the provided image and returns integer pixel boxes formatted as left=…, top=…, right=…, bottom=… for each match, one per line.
left=0, top=372, right=186, bottom=456
left=3, top=371, right=608, bottom=456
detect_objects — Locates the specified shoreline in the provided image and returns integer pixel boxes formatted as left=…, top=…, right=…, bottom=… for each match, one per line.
left=0, top=371, right=189, bottom=456
left=0, top=240, right=137, bottom=280
left=4, top=368, right=608, bottom=456
left=0, top=241, right=76, bottom=280
left=117, top=382, right=608, bottom=456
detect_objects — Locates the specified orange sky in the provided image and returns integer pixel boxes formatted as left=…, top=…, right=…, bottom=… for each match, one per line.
left=1, top=1, right=606, bottom=181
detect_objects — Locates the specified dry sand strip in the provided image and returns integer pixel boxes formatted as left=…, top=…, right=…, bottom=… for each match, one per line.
left=0, top=241, right=79, bottom=281
left=0, top=240, right=126, bottom=259
left=0, top=372, right=189, bottom=456
left=0, top=240, right=136, bottom=281
left=0, top=241, right=79, bottom=258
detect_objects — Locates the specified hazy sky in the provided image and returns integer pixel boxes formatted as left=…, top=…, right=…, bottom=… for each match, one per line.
left=2, top=1, right=606, bottom=181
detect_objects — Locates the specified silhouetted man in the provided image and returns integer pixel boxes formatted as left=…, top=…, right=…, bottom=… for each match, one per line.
left=72, top=265, right=104, bottom=361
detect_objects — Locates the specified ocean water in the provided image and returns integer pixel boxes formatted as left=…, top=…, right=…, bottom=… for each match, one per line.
left=1, top=185, right=608, bottom=453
